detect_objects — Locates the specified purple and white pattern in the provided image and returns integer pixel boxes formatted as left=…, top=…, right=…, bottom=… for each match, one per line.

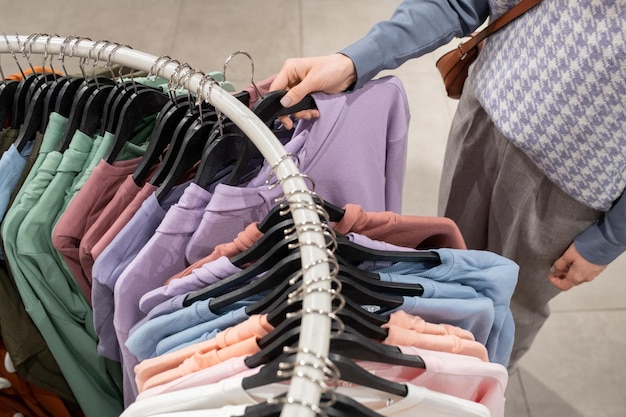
left=471, top=0, right=626, bottom=211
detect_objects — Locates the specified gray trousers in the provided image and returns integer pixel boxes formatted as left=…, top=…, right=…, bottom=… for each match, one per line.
left=438, top=81, right=602, bottom=370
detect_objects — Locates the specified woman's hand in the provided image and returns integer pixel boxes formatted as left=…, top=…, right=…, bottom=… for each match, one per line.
left=269, top=54, right=357, bottom=129
left=549, top=243, right=607, bottom=290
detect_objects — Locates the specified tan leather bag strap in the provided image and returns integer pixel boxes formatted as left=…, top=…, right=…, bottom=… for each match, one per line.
left=459, top=0, right=543, bottom=55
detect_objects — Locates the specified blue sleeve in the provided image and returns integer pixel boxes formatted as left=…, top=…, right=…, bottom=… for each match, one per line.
left=340, top=0, right=490, bottom=89
left=574, top=191, right=626, bottom=265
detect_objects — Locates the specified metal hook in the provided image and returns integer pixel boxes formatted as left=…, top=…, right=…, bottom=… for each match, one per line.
left=148, top=55, right=172, bottom=81
left=58, top=35, right=78, bottom=78
left=196, top=72, right=219, bottom=122
left=30, top=32, right=50, bottom=74
left=68, top=36, right=92, bottom=80
left=0, top=52, right=4, bottom=84
left=158, top=58, right=179, bottom=88
left=173, top=64, right=194, bottom=95
left=2, top=33, right=25, bottom=78
left=177, top=67, right=200, bottom=116
left=21, top=33, right=40, bottom=75
left=86, top=39, right=104, bottom=85
left=94, top=40, right=115, bottom=69
left=89, top=40, right=114, bottom=89
left=154, top=57, right=181, bottom=102
left=101, top=43, right=128, bottom=81
left=106, top=43, right=131, bottom=82
left=149, top=56, right=180, bottom=103
left=206, top=77, right=224, bottom=137
left=222, top=50, right=261, bottom=97
left=44, top=34, right=60, bottom=81
left=41, top=34, right=51, bottom=75
left=165, top=61, right=189, bottom=103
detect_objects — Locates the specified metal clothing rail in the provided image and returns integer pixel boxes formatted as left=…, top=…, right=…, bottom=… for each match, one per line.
left=1, top=34, right=336, bottom=417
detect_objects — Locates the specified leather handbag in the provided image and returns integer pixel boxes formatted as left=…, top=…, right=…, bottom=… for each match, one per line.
left=435, top=0, right=543, bottom=99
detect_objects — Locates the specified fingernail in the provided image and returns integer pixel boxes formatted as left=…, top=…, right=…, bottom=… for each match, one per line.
left=280, top=96, right=292, bottom=107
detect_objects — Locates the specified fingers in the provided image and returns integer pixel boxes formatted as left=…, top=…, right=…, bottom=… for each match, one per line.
left=269, top=58, right=304, bottom=93
left=277, top=115, right=293, bottom=130
left=548, top=243, right=607, bottom=291
left=269, top=53, right=355, bottom=128
left=549, top=271, right=575, bottom=291
left=270, top=53, right=357, bottom=104
left=280, top=78, right=318, bottom=107
left=277, top=109, right=320, bottom=131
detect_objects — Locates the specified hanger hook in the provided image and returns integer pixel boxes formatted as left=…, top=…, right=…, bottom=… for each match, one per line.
left=195, top=71, right=219, bottom=123
left=85, top=39, right=103, bottom=79
left=207, top=78, right=225, bottom=137
left=90, top=40, right=115, bottom=89
left=69, top=36, right=92, bottom=80
left=148, top=55, right=172, bottom=81
left=168, top=62, right=192, bottom=98
left=2, top=33, right=25, bottom=78
left=21, top=33, right=41, bottom=76
left=41, top=34, right=51, bottom=74
left=58, top=35, right=77, bottom=78
left=44, top=34, right=60, bottom=81
left=106, top=42, right=132, bottom=85
left=223, top=50, right=261, bottom=97
left=0, top=52, right=4, bottom=84
left=151, top=57, right=180, bottom=102
left=95, top=40, right=115, bottom=68
left=176, top=66, right=200, bottom=118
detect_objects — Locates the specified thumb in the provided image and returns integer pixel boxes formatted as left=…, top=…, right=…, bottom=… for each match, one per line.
left=280, top=78, right=317, bottom=108
left=550, top=255, right=570, bottom=275
left=550, top=245, right=576, bottom=277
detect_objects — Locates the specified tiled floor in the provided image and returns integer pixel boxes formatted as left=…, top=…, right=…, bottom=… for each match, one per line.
left=1, top=1, right=625, bottom=416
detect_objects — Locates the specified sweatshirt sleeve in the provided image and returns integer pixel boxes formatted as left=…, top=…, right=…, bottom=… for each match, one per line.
left=340, top=0, right=490, bottom=89
left=574, top=191, right=626, bottom=265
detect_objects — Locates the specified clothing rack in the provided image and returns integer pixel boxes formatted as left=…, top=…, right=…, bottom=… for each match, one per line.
left=1, top=34, right=337, bottom=417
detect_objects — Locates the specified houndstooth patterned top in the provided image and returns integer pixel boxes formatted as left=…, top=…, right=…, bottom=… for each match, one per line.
left=470, top=0, right=626, bottom=211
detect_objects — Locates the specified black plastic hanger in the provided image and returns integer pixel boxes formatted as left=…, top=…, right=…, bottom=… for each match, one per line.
left=242, top=351, right=407, bottom=398
left=78, top=82, right=116, bottom=137
left=229, top=217, right=296, bottom=267
left=0, top=80, right=18, bottom=129
left=147, top=103, right=203, bottom=188
left=207, top=251, right=303, bottom=311
left=10, top=72, right=39, bottom=129
left=104, top=87, right=169, bottom=163
left=337, top=261, right=424, bottom=296
left=333, top=273, right=404, bottom=312
left=257, top=197, right=345, bottom=234
left=131, top=95, right=191, bottom=185
left=57, top=77, right=116, bottom=152
left=40, top=75, right=70, bottom=131
left=245, top=321, right=425, bottom=370
left=335, top=233, right=441, bottom=265
left=213, top=247, right=409, bottom=319
left=24, top=72, right=56, bottom=104
left=153, top=107, right=218, bottom=202
left=100, top=81, right=159, bottom=136
left=182, top=234, right=301, bottom=307
left=192, top=125, right=252, bottom=191
left=252, top=89, right=317, bottom=127
left=98, top=81, right=128, bottom=136
left=255, top=286, right=389, bottom=341
left=13, top=77, right=53, bottom=151
left=53, top=77, right=88, bottom=117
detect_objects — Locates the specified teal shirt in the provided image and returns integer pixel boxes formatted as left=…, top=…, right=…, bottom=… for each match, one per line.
left=10, top=112, right=67, bottom=206
left=3, top=132, right=124, bottom=417
left=65, top=134, right=103, bottom=205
